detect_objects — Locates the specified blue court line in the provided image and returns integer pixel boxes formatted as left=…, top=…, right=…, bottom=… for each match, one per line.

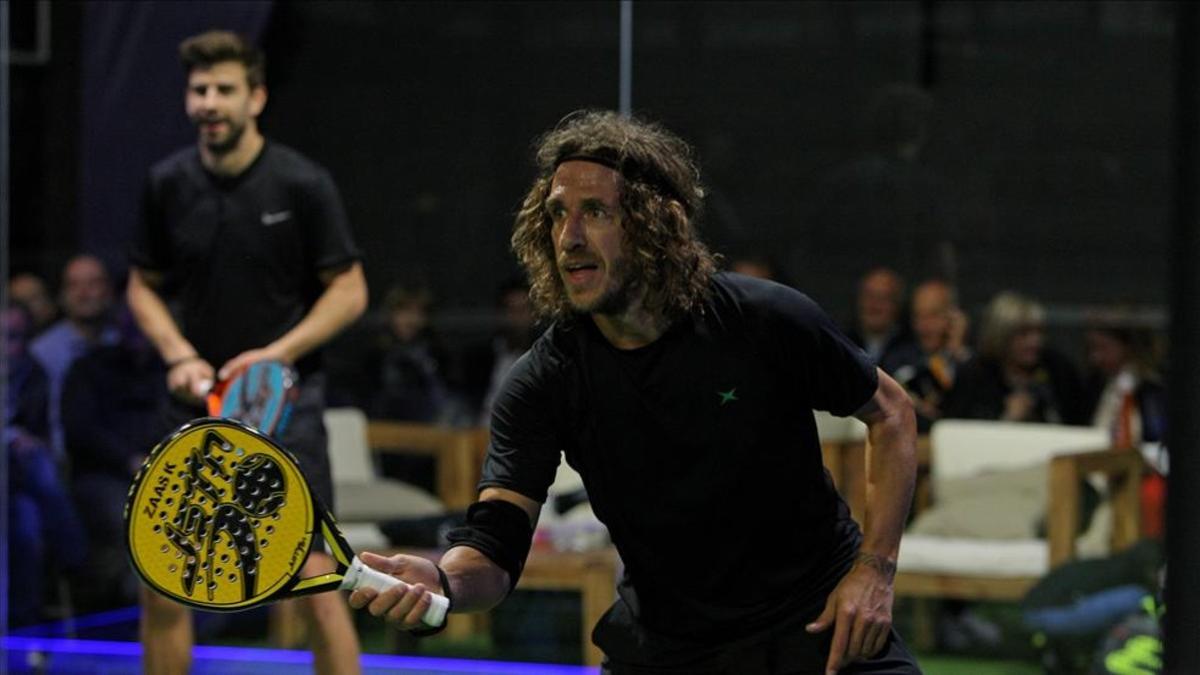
left=2, top=636, right=599, bottom=674
left=9, top=605, right=141, bottom=635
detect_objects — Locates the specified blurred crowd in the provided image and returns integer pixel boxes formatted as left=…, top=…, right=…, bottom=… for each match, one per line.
left=3, top=251, right=1166, bottom=631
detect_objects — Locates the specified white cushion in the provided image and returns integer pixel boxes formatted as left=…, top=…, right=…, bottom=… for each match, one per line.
left=324, top=407, right=375, bottom=483
left=901, top=503, right=1114, bottom=578
left=547, top=457, right=586, bottom=496
left=324, top=407, right=447, bottom=522
left=813, top=410, right=867, bottom=443
left=900, top=420, right=1119, bottom=579
left=930, top=420, right=1108, bottom=486
left=339, top=523, right=392, bottom=552
left=334, top=480, right=444, bottom=521
left=909, top=465, right=1045, bottom=539
left=899, top=535, right=1048, bottom=578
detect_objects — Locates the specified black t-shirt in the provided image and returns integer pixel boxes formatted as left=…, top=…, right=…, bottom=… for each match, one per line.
left=131, top=142, right=360, bottom=375
left=481, top=273, right=878, bottom=648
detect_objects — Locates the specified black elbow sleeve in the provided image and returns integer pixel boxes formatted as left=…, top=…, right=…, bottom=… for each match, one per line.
left=444, top=499, right=534, bottom=593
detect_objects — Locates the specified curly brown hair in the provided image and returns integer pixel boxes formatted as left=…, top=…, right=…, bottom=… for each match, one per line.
left=511, top=110, right=719, bottom=322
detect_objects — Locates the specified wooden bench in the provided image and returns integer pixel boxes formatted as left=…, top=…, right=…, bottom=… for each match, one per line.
left=821, top=434, right=932, bottom=525
left=365, top=421, right=489, bottom=510
left=516, top=546, right=620, bottom=666
left=893, top=421, right=1144, bottom=649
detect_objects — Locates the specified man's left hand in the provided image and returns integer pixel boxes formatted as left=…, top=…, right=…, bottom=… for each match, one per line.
left=218, top=346, right=290, bottom=381
left=805, top=552, right=896, bottom=674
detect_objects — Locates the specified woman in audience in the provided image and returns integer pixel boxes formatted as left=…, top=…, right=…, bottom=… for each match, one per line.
left=944, top=291, right=1086, bottom=425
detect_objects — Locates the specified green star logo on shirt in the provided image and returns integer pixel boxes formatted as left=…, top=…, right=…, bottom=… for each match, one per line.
left=717, top=388, right=739, bottom=406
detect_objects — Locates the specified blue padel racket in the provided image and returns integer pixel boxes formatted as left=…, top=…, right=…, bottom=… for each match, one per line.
left=207, top=361, right=298, bottom=437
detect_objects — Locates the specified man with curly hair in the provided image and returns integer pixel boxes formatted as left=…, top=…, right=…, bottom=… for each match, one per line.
left=350, top=111, right=920, bottom=674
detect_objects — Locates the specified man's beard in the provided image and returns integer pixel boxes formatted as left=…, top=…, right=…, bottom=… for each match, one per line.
left=68, top=304, right=112, bottom=331
left=202, top=119, right=247, bottom=155
left=566, top=255, right=640, bottom=317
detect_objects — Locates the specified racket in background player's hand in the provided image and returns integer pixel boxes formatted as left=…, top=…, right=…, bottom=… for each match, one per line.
left=206, top=360, right=298, bottom=437
left=124, top=417, right=449, bottom=627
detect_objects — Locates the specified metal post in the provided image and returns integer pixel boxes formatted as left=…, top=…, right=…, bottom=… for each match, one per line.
left=619, top=0, right=632, bottom=116
left=1167, top=2, right=1200, bottom=672
left=1, top=0, right=12, bottom=662
left=919, top=0, right=939, bottom=88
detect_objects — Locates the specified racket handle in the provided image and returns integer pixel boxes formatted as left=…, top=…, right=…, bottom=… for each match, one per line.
left=341, top=556, right=449, bottom=628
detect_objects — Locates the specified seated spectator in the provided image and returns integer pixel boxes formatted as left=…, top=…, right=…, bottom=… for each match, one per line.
left=30, top=254, right=120, bottom=458
left=8, top=272, right=59, bottom=337
left=367, top=283, right=455, bottom=423
left=460, top=278, right=541, bottom=425
left=366, top=283, right=459, bottom=492
left=726, top=251, right=788, bottom=282
left=323, top=315, right=375, bottom=410
left=1082, top=312, right=1168, bottom=540
left=5, top=301, right=86, bottom=626
left=730, top=256, right=775, bottom=281
left=944, top=291, right=1086, bottom=424
left=846, top=266, right=916, bottom=374
left=62, top=306, right=167, bottom=612
left=891, top=279, right=972, bottom=431
left=1082, top=314, right=1167, bottom=446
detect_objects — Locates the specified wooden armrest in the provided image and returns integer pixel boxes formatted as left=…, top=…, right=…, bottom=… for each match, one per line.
left=367, top=420, right=454, bottom=455
left=365, top=421, right=486, bottom=509
left=1052, top=448, right=1146, bottom=476
left=1046, top=448, right=1142, bottom=568
left=822, top=434, right=933, bottom=526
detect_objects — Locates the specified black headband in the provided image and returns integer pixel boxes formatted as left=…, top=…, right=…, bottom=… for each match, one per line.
left=556, top=152, right=621, bottom=172
left=554, top=152, right=688, bottom=212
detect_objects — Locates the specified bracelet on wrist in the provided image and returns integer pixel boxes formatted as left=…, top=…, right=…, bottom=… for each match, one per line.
left=853, top=552, right=897, bottom=582
left=166, top=355, right=201, bottom=369
left=407, top=565, right=453, bottom=637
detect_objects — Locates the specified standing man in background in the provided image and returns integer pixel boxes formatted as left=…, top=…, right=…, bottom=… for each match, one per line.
left=126, top=30, right=367, bottom=675
left=349, top=111, right=920, bottom=674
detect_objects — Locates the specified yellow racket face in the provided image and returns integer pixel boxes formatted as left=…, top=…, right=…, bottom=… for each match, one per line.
left=126, top=418, right=315, bottom=611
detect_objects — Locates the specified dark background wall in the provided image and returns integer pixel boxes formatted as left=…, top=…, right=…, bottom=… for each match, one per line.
left=10, top=0, right=1173, bottom=331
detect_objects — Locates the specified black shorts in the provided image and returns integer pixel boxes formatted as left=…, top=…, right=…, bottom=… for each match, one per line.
left=157, top=373, right=335, bottom=533
left=598, top=601, right=922, bottom=675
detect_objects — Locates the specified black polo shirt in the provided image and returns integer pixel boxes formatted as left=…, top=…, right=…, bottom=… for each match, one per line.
left=132, top=142, right=360, bottom=376
left=481, top=273, right=878, bottom=653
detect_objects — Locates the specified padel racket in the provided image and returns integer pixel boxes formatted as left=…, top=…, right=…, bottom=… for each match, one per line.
left=206, top=360, right=298, bottom=437
left=124, top=417, right=448, bottom=627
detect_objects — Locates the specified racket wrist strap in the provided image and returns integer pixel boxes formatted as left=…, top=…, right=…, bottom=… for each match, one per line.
left=408, top=565, right=453, bottom=637
left=435, top=564, right=454, bottom=613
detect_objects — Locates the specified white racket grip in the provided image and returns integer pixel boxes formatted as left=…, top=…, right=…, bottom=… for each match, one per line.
left=341, top=556, right=450, bottom=628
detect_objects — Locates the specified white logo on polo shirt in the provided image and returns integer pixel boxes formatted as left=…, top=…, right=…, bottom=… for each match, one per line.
left=261, top=210, right=293, bottom=226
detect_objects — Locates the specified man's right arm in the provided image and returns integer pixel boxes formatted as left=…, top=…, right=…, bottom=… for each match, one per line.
left=348, top=487, right=540, bottom=630
left=126, top=267, right=214, bottom=404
